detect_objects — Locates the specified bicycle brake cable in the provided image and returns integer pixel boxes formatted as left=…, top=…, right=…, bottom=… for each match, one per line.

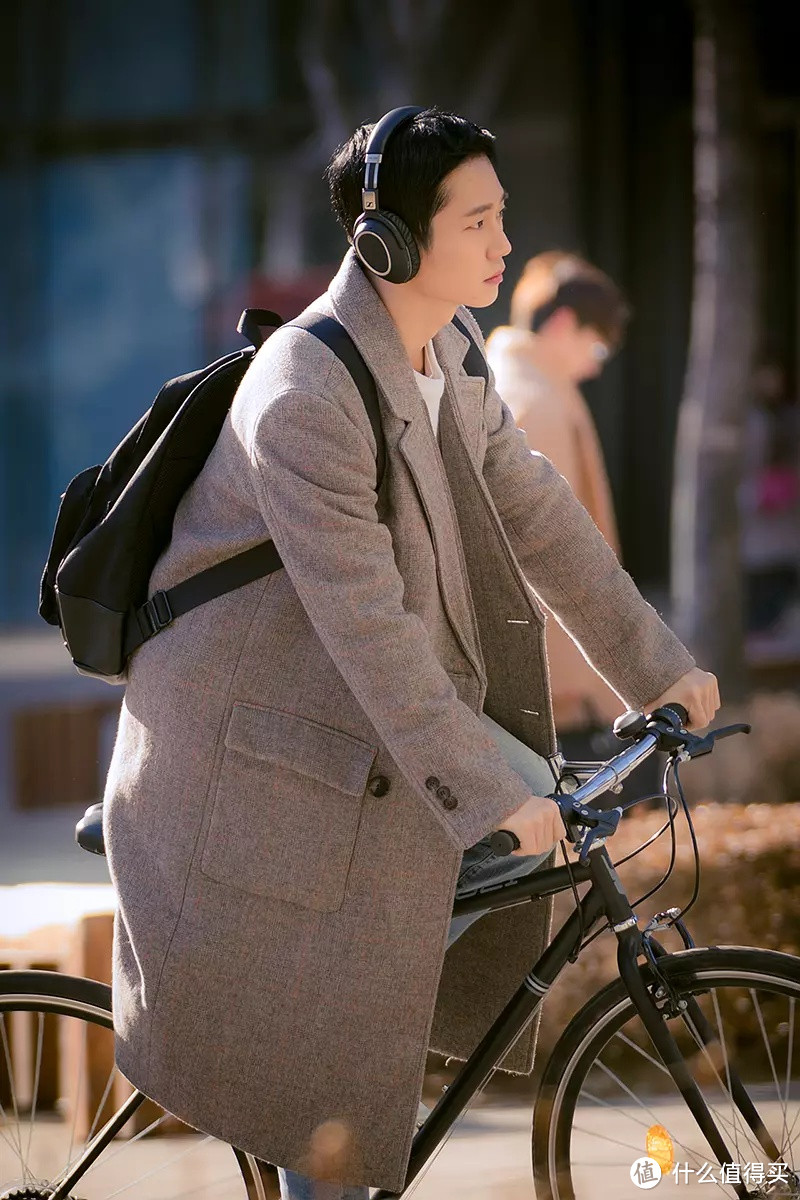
left=576, top=758, right=681, bottom=953
left=559, top=836, right=585, bottom=963
left=671, top=758, right=702, bottom=922
left=625, top=758, right=681, bottom=908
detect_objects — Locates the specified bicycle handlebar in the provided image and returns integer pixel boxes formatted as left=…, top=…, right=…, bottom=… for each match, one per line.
left=488, top=702, right=749, bottom=862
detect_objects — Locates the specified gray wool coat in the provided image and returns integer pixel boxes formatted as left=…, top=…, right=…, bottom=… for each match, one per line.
left=104, top=249, right=696, bottom=1192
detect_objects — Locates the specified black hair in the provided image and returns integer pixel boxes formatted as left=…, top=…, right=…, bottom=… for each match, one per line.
left=326, top=106, right=497, bottom=251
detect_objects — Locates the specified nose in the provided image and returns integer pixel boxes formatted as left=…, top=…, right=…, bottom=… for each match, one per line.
left=493, top=226, right=512, bottom=259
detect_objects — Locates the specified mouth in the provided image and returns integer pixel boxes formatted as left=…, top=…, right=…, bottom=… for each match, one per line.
left=485, top=271, right=504, bottom=285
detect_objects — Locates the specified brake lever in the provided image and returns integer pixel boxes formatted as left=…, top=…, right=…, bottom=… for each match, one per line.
left=555, top=795, right=623, bottom=863
left=679, top=722, right=751, bottom=761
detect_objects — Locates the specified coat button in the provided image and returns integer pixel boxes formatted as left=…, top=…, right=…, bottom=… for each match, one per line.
left=367, top=775, right=391, bottom=797
left=436, top=785, right=451, bottom=802
left=442, top=794, right=458, bottom=811
left=425, top=775, right=440, bottom=791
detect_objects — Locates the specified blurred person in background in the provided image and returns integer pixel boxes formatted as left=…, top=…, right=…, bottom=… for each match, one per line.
left=487, top=252, right=632, bottom=763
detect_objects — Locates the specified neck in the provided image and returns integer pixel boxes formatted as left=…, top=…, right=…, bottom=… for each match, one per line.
left=371, top=277, right=456, bottom=373
left=520, top=330, right=574, bottom=386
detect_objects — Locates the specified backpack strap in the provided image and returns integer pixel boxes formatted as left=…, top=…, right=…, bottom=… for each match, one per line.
left=452, top=313, right=489, bottom=384
left=125, top=313, right=488, bottom=659
left=290, top=312, right=385, bottom=484
left=124, top=315, right=384, bottom=658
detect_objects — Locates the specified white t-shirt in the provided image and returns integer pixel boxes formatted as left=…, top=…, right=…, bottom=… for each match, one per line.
left=413, top=339, right=445, bottom=433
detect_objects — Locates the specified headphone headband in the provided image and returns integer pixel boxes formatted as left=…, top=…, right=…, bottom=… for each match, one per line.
left=361, top=105, right=424, bottom=212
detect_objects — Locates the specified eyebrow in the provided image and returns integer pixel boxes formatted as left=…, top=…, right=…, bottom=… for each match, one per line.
left=463, top=190, right=508, bottom=218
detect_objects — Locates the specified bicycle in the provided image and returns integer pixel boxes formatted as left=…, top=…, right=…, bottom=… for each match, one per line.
left=1, top=702, right=799, bottom=1199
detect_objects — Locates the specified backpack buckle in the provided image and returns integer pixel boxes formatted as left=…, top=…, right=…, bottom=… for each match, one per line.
left=138, top=590, right=174, bottom=638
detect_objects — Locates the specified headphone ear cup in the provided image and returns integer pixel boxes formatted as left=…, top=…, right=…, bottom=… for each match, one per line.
left=353, top=210, right=420, bottom=284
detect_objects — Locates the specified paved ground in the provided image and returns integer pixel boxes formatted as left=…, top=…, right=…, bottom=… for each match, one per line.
left=3, top=1100, right=786, bottom=1198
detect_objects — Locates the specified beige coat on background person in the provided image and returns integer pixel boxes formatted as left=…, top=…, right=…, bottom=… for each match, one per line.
left=486, top=324, right=625, bottom=731
left=104, top=250, right=695, bottom=1192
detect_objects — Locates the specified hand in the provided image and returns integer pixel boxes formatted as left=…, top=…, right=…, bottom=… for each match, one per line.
left=645, top=666, right=720, bottom=732
left=494, top=794, right=565, bottom=857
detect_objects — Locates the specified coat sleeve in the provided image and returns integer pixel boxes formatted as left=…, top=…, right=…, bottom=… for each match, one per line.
left=245, top=355, right=540, bottom=851
left=463, top=312, right=696, bottom=710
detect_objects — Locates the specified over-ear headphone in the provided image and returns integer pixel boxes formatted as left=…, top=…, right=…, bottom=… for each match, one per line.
left=352, top=105, right=424, bottom=284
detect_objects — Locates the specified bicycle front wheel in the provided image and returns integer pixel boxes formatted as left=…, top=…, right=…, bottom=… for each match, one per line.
left=532, top=946, right=800, bottom=1199
left=0, top=970, right=272, bottom=1200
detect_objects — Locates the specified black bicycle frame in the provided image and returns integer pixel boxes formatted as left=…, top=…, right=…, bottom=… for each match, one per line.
left=373, top=839, right=773, bottom=1200
left=370, top=847, right=611, bottom=1198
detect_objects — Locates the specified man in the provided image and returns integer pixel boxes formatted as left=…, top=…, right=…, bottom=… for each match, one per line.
left=104, top=107, right=718, bottom=1199
left=487, top=252, right=630, bottom=745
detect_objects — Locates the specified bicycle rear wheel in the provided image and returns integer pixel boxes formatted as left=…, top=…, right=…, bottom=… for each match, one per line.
left=532, top=946, right=800, bottom=1199
left=0, top=971, right=273, bottom=1200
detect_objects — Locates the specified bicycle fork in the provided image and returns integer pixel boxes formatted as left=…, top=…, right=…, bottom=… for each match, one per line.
left=645, top=934, right=788, bottom=1177
left=591, top=846, right=773, bottom=1200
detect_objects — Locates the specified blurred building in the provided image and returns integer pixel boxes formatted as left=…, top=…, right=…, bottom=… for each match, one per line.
left=0, top=0, right=798, bottom=626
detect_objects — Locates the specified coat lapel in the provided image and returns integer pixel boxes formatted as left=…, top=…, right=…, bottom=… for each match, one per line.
left=327, top=252, right=484, bottom=680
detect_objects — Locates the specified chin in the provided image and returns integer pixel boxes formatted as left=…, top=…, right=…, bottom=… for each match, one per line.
left=463, top=287, right=500, bottom=309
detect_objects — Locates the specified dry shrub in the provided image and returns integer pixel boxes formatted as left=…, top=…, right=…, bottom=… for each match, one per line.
left=428, top=800, right=800, bottom=1099
left=680, top=690, right=800, bottom=805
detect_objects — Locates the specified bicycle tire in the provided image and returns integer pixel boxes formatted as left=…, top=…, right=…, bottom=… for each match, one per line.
left=532, top=945, right=800, bottom=1199
left=0, top=970, right=273, bottom=1200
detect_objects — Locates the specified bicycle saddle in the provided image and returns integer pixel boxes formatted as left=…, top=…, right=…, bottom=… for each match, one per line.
left=76, top=801, right=106, bottom=856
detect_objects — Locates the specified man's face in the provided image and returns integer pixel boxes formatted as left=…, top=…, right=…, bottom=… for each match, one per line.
left=411, top=155, right=512, bottom=309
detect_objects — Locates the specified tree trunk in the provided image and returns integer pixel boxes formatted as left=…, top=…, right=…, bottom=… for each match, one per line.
left=671, top=0, right=758, bottom=701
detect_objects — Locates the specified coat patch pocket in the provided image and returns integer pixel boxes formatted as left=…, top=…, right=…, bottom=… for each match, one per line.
left=200, top=703, right=378, bottom=912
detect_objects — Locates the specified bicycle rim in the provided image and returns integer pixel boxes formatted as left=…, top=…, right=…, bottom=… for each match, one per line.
left=532, top=947, right=800, bottom=1199
left=0, top=971, right=267, bottom=1200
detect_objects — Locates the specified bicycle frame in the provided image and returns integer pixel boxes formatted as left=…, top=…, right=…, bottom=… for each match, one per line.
left=372, top=846, right=628, bottom=1198
left=375, top=839, right=779, bottom=1198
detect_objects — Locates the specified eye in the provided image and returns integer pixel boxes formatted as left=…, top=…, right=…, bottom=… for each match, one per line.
left=470, top=207, right=506, bottom=231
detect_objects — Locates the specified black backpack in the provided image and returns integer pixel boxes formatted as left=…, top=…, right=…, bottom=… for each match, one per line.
left=40, top=308, right=487, bottom=685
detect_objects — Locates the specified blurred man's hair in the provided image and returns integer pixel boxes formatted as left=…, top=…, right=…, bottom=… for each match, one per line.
left=510, top=251, right=631, bottom=346
left=326, top=106, right=497, bottom=251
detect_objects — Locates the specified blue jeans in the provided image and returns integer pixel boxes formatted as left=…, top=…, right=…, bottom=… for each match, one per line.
left=278, top=714, right=556, bottom=1200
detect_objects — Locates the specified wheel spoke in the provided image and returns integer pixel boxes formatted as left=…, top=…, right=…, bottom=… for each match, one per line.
left=65, top=1014, right=88, bottom=1169
left=99, top=1134, right=214, bottom=1198
left=23, top=1011, right=45, bottom=1170
left=709, top=984, right=744, bottom=1167
left=579, top=1084, right=720, bottom=1169
left=0, top=1011, right=27, bottom=1180
left=679, top=1005, right=767, bottom=1163
left=613, top=1029, right=672, bottom=1078
left=783, top=996, right=796, bottom=1165
left=536, top=954, right=800, bottom=1200
left=85, top=1063, right=119, bottom=1145
left=0, top=982, right=254, bottom=1199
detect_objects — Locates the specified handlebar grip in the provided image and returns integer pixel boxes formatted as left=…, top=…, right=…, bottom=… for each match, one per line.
left=488, top=829, right=521, bottom=856
left=660, top=701, right=689, bottom=727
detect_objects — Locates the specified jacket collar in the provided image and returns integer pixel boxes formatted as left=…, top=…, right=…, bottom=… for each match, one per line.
left=327, top=249, right=478, bottom=422
left=327, top=249, right=487, bottom=683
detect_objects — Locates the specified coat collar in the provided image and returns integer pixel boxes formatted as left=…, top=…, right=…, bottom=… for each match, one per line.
left=326, top=249, right=488, bottom=683
left=327, top=249, right=478, bottom=422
